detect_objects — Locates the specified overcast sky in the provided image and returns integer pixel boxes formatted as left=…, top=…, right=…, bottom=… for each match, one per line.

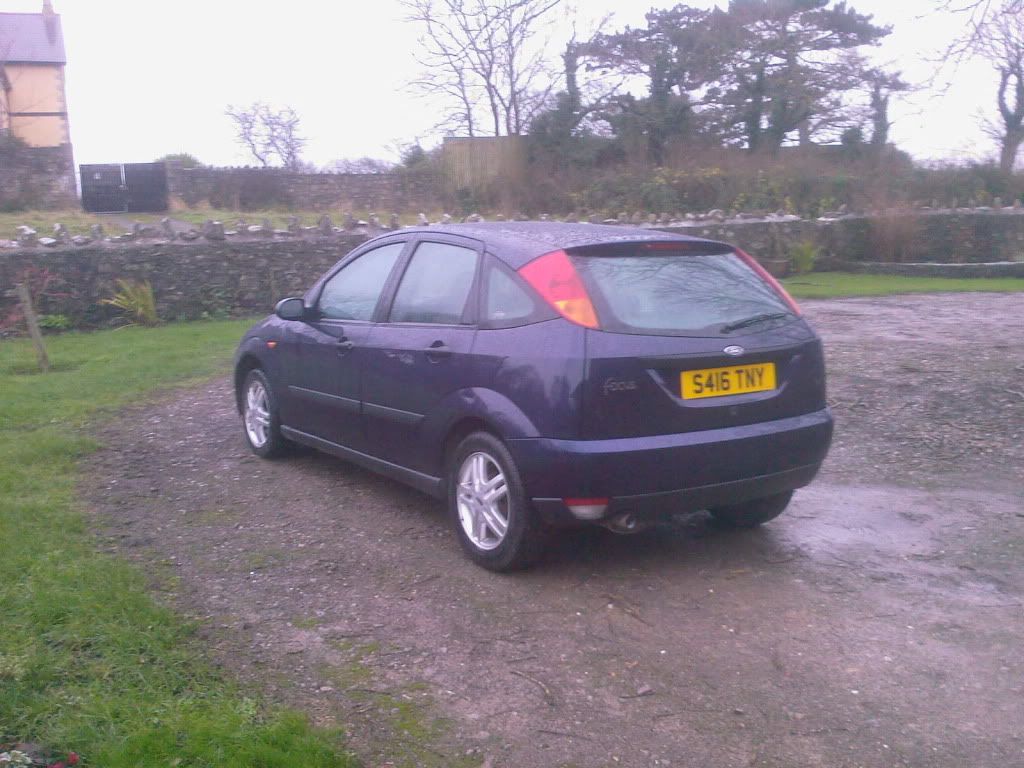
left=3, top=0, right=999, bottom=167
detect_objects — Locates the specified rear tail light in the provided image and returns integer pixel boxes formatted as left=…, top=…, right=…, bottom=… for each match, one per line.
left=734, top=248, right=802, bottom=316
left=518, top=250, right=599, bottom=329
left=564, top=497, right=609, bottom=521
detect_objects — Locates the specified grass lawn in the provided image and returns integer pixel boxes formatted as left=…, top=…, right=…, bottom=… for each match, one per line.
left=782, top=271, right=1024, bottom=298
left=0, top=210, right=151, bottom=239
left=0, top=321, right=355, bottom=767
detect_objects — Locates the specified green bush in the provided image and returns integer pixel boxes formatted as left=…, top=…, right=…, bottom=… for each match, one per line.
left=789, top=240, right=820, bottom=274
left=100, top=280, right=160, bottom=327
left=38, top=314, right=71, bottom=331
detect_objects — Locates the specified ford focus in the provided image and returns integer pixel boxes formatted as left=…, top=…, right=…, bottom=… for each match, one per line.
left=234, top=223, right=833, bottom=571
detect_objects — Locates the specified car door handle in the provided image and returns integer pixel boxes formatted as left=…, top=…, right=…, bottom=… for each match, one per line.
left=424, top=341, right=452, bottom=361
left=336, top=338, right=355, bottom=354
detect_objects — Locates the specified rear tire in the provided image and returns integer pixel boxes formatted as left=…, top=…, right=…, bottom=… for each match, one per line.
left=448, top=431, right=548, bottom=571
left=709, top=491, right=793, bottom=529
left=241, top=368, right=290, bottom=458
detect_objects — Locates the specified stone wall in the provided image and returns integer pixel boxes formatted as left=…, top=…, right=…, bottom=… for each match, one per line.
left=3, top=209, right=1023, bottom=330
left=165, top=163, right=441, bottom=213
left=658, top=209, right=1024, bottom=271
left=0, top=142, right=76, bottom=209
left=0, top=236, right=366, bottom=326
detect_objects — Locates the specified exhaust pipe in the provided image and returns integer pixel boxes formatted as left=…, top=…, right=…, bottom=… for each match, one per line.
left=601, top=512, right=647, bottom=535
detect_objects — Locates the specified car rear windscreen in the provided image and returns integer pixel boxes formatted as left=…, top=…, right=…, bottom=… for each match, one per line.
left=571, top=247, right=794, bottom=336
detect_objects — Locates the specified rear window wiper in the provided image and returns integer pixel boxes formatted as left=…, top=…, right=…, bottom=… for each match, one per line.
left=721, top=312, right=791, bottom=334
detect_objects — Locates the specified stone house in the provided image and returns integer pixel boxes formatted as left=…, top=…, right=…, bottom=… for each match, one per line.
left=0, top=0, right=76, bottom=206
left=0, top=0, right=70, bottom=147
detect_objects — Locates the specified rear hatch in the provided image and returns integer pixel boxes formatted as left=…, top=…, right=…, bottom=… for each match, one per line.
left=567, top=242, right=827, bottom=440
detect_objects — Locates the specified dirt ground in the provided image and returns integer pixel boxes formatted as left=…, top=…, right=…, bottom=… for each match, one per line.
left=84, top=293, right=1024, bottom=768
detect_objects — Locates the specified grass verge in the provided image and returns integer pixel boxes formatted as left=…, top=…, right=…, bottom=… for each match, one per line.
left=0, top=320, right=356, bottom=767
left=783, top=271, right=1024, bottom=298
left=0, top=208, right=449, bottom=239
left=0, top=210, right=141, bottom=238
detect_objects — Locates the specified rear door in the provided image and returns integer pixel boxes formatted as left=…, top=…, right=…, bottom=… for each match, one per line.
left=571, top=243, right=827, bottom=440
left=361, top=236, right=483, bottom=473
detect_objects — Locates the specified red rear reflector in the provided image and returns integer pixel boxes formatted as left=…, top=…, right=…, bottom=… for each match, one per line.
left=564, top=497, right=609, bottom=506
left=734, top=248, right=802, bottom=316
left=518, top=250, right=599, bottom=329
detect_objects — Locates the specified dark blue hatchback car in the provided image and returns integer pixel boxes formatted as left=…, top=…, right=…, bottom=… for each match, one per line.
left=234, top=223, right=833, bottom=570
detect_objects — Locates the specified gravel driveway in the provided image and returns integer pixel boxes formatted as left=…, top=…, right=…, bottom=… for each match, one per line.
left=85, top=293, right=1024, bottom=768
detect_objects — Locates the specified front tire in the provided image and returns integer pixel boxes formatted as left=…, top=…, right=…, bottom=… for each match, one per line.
left=710, top=491, right=794, bottom=529
left=448, top=432, right=548, bottom=571
left=241, top=368, right=290, bottom=458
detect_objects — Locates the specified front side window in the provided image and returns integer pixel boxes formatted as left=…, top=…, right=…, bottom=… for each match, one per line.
left=389, top=242, right=478, bottom=324
left=318, top=242, right=404, bottom=321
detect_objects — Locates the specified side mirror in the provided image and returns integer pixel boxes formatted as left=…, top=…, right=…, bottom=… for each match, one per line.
left=275, top=297, right=308, bottom=321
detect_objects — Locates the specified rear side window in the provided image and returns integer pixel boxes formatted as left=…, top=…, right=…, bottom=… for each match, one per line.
left=389, top=242, right=478, bottom=324
left=319, top=242, right=404, bottom=321
left=572, top=249, right=793, bottom=336
left=484, top=263, right=538, bottom=325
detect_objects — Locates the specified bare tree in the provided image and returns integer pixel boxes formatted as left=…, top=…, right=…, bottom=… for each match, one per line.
left=939, top=0, right=1024, bottom=60
left=401, top=0, right=563, bottom=136
left=323, top=157, right=395, bottom=174
left=226, top=103, right=271, bottom=167
left=262, top=106, right=305, bottom=171
left=225, top=103, right=307, bottom=170
left=979, top=12, right=1024, bottom=172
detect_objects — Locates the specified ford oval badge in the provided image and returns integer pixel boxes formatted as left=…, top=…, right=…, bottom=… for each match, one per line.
left=723, top=345, right=744, bottom=356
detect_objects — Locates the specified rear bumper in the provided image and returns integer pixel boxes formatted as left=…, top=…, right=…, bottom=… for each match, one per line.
left=508, top=408, right=833, bottom=525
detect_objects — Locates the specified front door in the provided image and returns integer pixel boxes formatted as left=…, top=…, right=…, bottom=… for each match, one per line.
left=286, top=241, right=406, bottom=450
left=362, top=238, right=482, bottom=473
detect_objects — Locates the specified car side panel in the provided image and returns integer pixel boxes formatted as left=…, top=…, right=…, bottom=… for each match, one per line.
left=470, top=318, right=587, bottom=441
left=413, top=386, right=547, bottom=477
left=234, top=317, right=293, bottom=411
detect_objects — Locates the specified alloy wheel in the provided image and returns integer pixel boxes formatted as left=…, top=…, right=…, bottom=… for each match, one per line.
left=456, top=451, right=510, bottom=550
left=244, top=379, right=271, bottom=448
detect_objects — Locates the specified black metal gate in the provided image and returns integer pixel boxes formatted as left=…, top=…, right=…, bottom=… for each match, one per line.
left=81, top=162, right=168, bottom=213
left=79, top=164, right=124, bottom=213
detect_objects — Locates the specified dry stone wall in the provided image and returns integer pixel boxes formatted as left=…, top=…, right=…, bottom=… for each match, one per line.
left=2, top=210, right=1023, bottom=330
left=165, top=163, right=440, bottom=212
left=658, top=209, right=1024, bottom=268
left=0, top=144, right=76, bottom=209
left=0, top=236, right=367, bottom=327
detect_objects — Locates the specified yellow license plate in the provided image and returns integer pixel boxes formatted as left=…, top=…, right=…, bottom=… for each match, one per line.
left=681, top=363, right=776, bottom=400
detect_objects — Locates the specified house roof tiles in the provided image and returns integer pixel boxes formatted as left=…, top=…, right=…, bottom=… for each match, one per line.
left=0, top=12, right=66, bottom=64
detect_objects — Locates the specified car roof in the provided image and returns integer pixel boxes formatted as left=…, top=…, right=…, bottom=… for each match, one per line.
left=389, top=222, right=730, bottom=269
